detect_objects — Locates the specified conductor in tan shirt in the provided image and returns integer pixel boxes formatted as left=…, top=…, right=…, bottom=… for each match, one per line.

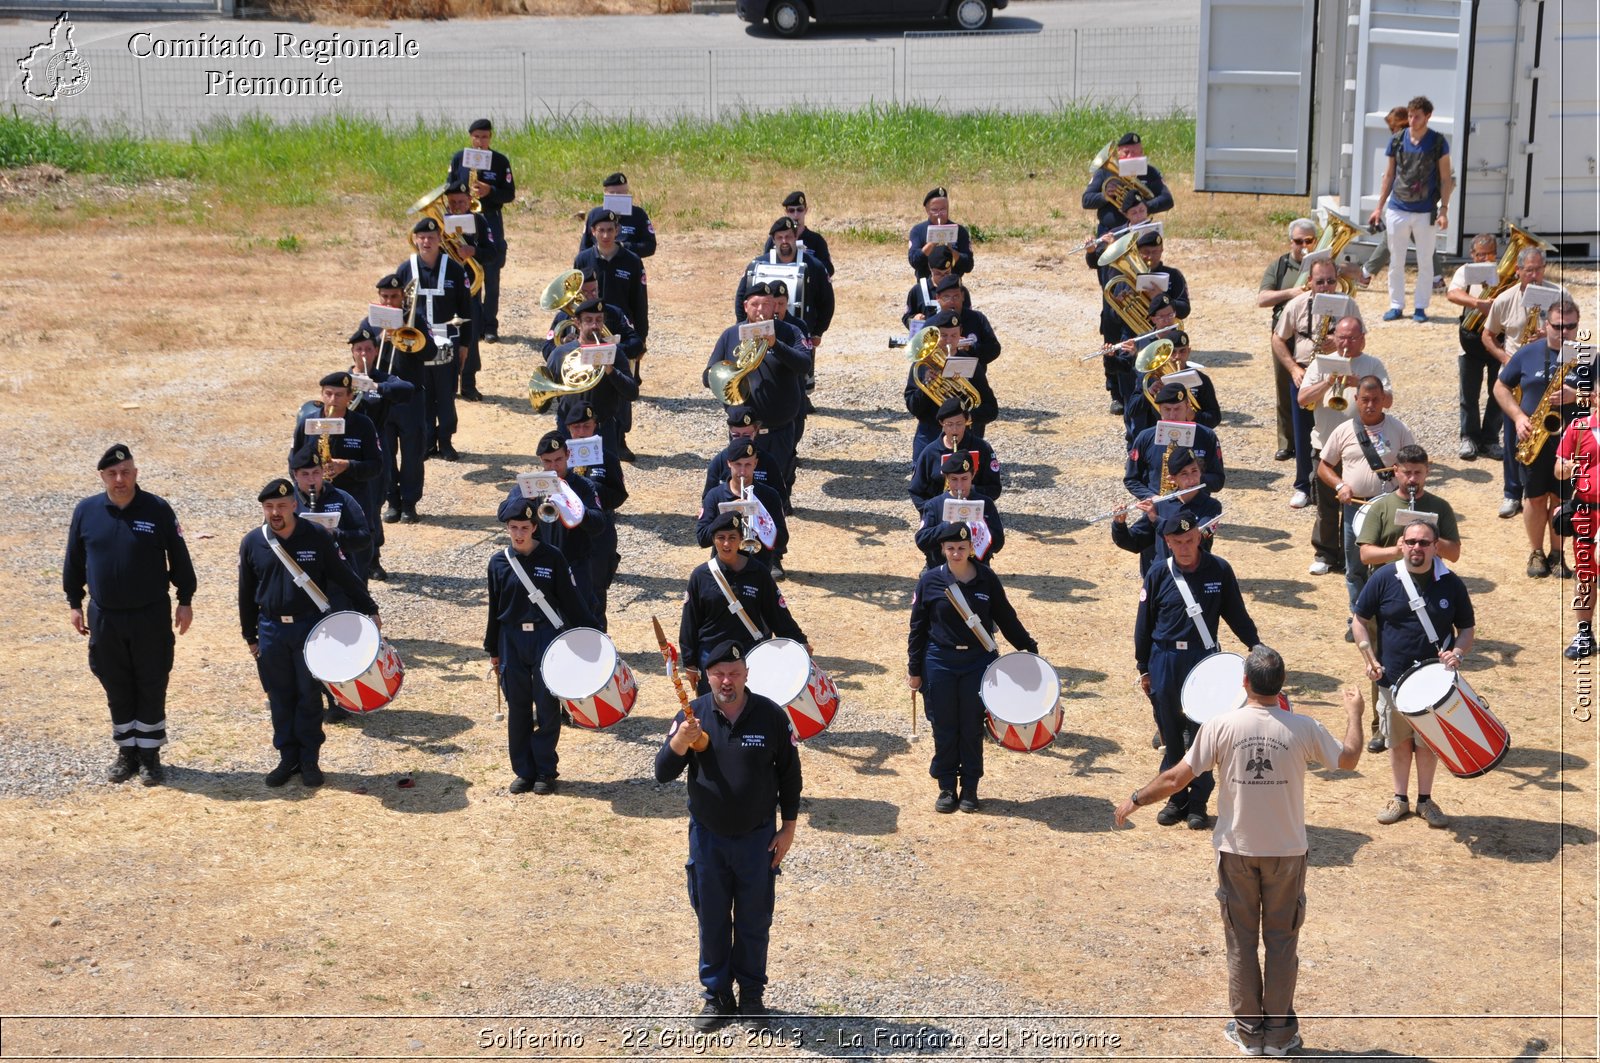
left=1116, top=645, right=1364, bottom=1056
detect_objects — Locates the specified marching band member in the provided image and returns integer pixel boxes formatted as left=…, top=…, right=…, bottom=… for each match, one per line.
left=358, top=276, right=429, bottom=528
left=1271, top=258, right=1363, bottom=508
left=696, top=441, right=790, bottom=580
left=681, top=511, right=810, bottom=694
left=703, top=406, right=788, bottom=513
left=579, top=172, right=656, bottom=259
left=447, top=118, right=514, bottom=344
left=762, top=191, right=833, bottom=275
left=908, top=186, right=974, bottom=279
left=1124, top=382, right=1224, bottom=501
left=288, top=442, right=372, bottom=585
left=907, top=522, right=1038, bottom=813
left=1082, top=131, right=1174, bottom=236
left=930, top=291, right=1002, bottom=436
left=64, top=444, right=196, bottom=787
left=1087, top=190, right=1151, bottom=414
left=345, top=325, right=415, bottom=580
left=1125, top=330, right=1220, bottom=442
left=291, top=371, right=382, bottom=551
left=903, top=310, right=986, bottom=463
left=1257, top=218, right=1320, bottom=462
left=1111, top=446, right=1218, bottom=575
left=442, top=180, right=488, bottom=402
left=542, top=271, right=644, bottom=365
left=238, top=478, right=379, bottom=789
left=573, top=209, right=649, bottom=350
left=736, top=217, right=834, bottom=348
left=1446, top=233, right=1504, bottom=461
left=556, top=400, right=627, bottom=620
left=1134, top=230, right=1191, bottom=319
left=704, top=284, right=812, bottom=496
left=910, top=398, right=1003, bottom=510
left=901, top=245, right=956, bottom=329
left=914, top=453, right=1005, bottom=569
left=543, top=298, right=639, bottom=458
left=501, top=433, right=609, bottom=622
left=1134, top=510, right=1261, bottom=830
left=393, top=217, right=473, bottom=462
left=485, top=494, right=600, bottom=796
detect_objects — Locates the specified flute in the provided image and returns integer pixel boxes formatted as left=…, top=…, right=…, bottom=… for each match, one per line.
left=1087, top=484, right=1210, bottom=523
left=1079, top=323, right=1180, bottom=362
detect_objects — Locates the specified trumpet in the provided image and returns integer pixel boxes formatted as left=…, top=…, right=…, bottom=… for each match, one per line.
left=535, top=496, right=561, bottom=524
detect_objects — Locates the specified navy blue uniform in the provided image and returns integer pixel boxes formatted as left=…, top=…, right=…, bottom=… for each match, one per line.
left=704, top=323, right=812, bottom=486
left=542, top=302, right=643, bottom=364
left=361, top=327, right=429, bottom=511
left=655, top=691, right=802, bottom=1003
left=1354, top=560, right=1476, bottom=687
left=1111, top=491, right=1220, bottom=575
left=680, top=559, right=806, bottom=673
left=296, top=484, right=372, bottom=584
left=573, top=245, right=649, bottom=345
left=902, top=277, right=942, bottom=329
left=735, top=251, right=835, bottom=341
left=763, top=227, right=834, bottom=275
left=1082, top=163, right=1175, bottom=235
left=543, top=345, right=638, bottom=456
left=697, top=482, right=789, bottom=566
left=448, top=146, right=514, bottom=335
left=393, top=253, right=473, bottom=454
left=238, top=521, right=377, bottom=766
left=566, top=439, right=627, bottom=619
left=915, top=492, right=1005, bottom=568
left=908, top=563, right=1036, bottom=791
left=500, top=478, right=608, bottom=619
left=908, top=221, right=974, bottom=278
left=903, top=308, right=1002, bottom=459
left=64, top=486, right=196, bottom=752
left=703, top=439, right=787, bottom=511
left=1125, top=424, right=1225, bottom=500
left=580, top=202, right=656, bottom=259
left=347, top=367, right=416, bottom=544
left=1142, top=263, right=1191, bottom=321
left=484, top=543, right=599, bottom=783
left=910, top=434, right=1003, bottom=510
left=1125, top=367, right=1221, bottom=444
left=293, top=402, right=383, bottom=562
left=1134, top=553, right=1259, bottom=813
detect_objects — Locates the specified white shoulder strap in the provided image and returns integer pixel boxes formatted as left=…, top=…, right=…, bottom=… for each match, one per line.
left=1165, top=557, right=1216, bottom=651
left=944, top=581, right=998, bottom=652
left=504, top=547, right=564, bottom=629
left=708, top=558, right=763, bottom=639
left=1393, top=560, right=1442, bottom=647
left=262, top=525, right=330, bottom=614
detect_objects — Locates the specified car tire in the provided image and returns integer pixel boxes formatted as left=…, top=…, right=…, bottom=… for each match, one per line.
left=950, top=0, right=991, bottom=30
left=768, top=0, right=809, bottom=37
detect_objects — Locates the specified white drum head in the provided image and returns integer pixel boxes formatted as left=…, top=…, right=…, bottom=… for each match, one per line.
left=1181, top=652, right=1246, bottom=725
left=542, top=627, right=617, bottom=700
left=1395, top=661, right=1454, bottom=716
left=304, top=611, right=379, bottom=683
left=745, top=638, right=809, bottom=705
left=981, top=652, right=1060, bottom=726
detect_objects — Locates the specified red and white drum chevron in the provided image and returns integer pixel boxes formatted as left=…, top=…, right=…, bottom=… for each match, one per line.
left=981, top=652, right=1063, bottom=752
left=745, top=638, right=839, bottom=741
left=1394, top=661, right=1510, bottom=778
left=303, top=610, right=404, bottom=713
left=541, top=627, right=636, bottom=730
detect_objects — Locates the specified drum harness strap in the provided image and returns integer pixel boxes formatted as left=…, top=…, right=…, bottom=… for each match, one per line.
left=262, top=525, right=331, bottom=614
left=1165, top=557, right=1216, bottom=652
left=1355, top=419, right=1397, bottom=486
left=944, top=582, right=998, bottom=653
left=504, top=548, right=564, bottom=630
left=1394, top=559, right=1445, bottom=651
left=708, top=558, right=764, bottom=640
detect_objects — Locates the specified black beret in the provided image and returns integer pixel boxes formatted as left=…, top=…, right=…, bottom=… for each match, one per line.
left=468, top=118, right=493, bottom=133
left=770, top=216, right=798, bottom=234
left=258, top=478, right=294, bottom=502
left=1121, top=189, right=1149, bottom=208
left=498, top=494, right=537, bottom=523
left=707, top=511, right=743, bottom=536
left=1136, top=230, right=1164, bottom=248
left=288, top=441, right=322, bottom=471
left=536, top=432, right=568, bottom=457
left=927, top=245, right=956, bottom=269
left=928, top=309, right=961, bottom=330
left=782, top=190, right=806, bottom=208
left=602, top=171, right=627, bottom=187
left=935, top=521, right=972, bottom=543
left=924, top=186, right=948, bottom=205
left=935, top=396, right=969, bottom=421
left=704, top=639, right=747, bottom=669
left=592, top=209, right=620, bottom=226
left=97, top=444, right=132, bottom=470
left=767, top=279, right=789, bottom=298
left=1148, top=293, right=1175, bottom=314
left=726, top=406, right=758, bottom=428
left=1117, top=131, right=1142, bottom=147
left=1154, top=381, right=1189, bottom=404
left=412, top=217, right=441, bottom=234
left=1166, top=446, right=1196, bottom=475
left=348, top=324, right=379, bottom=346
left=444, top=179, right=469, bottom=196
left=561, top=402, right=597, bottom=426
left=933, top=275, right=963, bottom=294
left=319, top=371, right=354, bottom=390
left=723, top=440, right=759, bottom=465
left=573, top=298, right=604, bottom=316
left=745, top=281, right=772, bottom=298
left=375, top=273, right=403, bottom=290
left=941, top=452, right=974, bottom=476
left=1171, top=329, right=1191, bottom=348
left=1158, top=508, right=1199, bottom=536
left=581, top=269, right=599, bottom=284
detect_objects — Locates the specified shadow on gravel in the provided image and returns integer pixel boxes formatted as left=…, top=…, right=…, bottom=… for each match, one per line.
left=616, top=510, right=700, bottom=546
left=381, top=513, right=504, bottom=540
left=1293, top=1046, right=1441, bottom=1059
left=1194, top=348, right=1252, bottom=369
left=558, top=777, right=683, bottom=819
left=1497, top=745, right=1588, bottom=793
left=1285, top=669, right=1344, bottom=697
left=1447, top=814, right=1598, bottom=863
left=803, top=728, right=908, bottom=776
left=1224, top=523, right=1294, bottom=548
left=802, top=795, right=899, bottom=835
left=1458, top=574, right=1498, bottom=597
left=1004, top=512, right=1088, bottom=546
left=814, top=655, right=888, bottom=693
left=1239, top=577, right=1317, bottom=610
left=1048, top=729, right=1121, bottom=776
left=389, top=636, right=488, bottom=675
left=807, top=405, right=915, bottom=436
left=1219, top=466, right=1284, bottom=493
left=385, top=576, right=490, bottom=609
left=1428, top=463, right=1495, bottom=486
left=1460, top=635, right=1523, bottom=668
left=353, top=707, right=474, bottom=757
left=1059, top=666, right=1109, bottom=699
left=793, top=509, right=913, bottom=547
left=1000, top=572, right=1098, bottom=603
left=158, top=766, right=470, bottom=812
left=628, top=450, right=716, bottom=475
left=781, top=570, right=914, bottom=611
left=613, top=573, right=693, bottom=608
left=1304, top=824, right=1371, bottom=867
left=981, top=793, right=1116, bottom=832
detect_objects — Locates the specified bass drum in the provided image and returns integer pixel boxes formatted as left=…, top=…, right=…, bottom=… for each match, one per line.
left=1393, top=661, right=1509, bottom=778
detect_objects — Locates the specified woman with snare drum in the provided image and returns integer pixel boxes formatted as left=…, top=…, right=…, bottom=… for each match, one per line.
left=907, top=522, right=1037, bottom=814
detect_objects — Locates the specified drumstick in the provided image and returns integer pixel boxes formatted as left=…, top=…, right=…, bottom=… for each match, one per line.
left=911, top=689, right=917, bottom=735
left=651, top=615, right=709, bottom=752
left=490, top=664, right=504, bottom=722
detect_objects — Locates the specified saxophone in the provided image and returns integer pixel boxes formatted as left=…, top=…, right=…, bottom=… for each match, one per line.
left=1515, top=344, right=1579, bottom=466
left=317, top=409, right=335, bottom=481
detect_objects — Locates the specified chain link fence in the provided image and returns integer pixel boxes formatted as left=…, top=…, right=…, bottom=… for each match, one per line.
left=4, top=25, right=1197, bottom=134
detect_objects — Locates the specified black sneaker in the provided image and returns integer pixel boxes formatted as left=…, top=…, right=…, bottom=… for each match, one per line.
left=107, top=749, right=139, bottom=784
left=440, top=444, right=460, bottom=462
left=264, top=760, right=300, bottom=788
left=935, top=790, right=958, bottom=814
left=400, top=504, right=420, bottom=524
left=737, top=990, right=769, bottom=1019
left=693, top=994, right=737, bottom=1032
left=300, top=761, right=325, bottom=788
left=509, top=777, right=534, bottom=794
left=1186, top=809, right=1209, bottom=830
left=958, top=794, right=981, bottom=813
left=137, top=750, right=164, bottom=787
left=1156, top=799, right=1187, bottom=826
left=369, top=562, right=388, bottom=582
left=382, top=503, right=403, bottom=524
left=1108, top=399, right=1124, bottom=416
left=532, top=777, right=557, bottom=795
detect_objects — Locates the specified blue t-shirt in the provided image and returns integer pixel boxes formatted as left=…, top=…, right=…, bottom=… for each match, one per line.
left=1498, top=338, right=1567, bottom=417
left=1354, top=560, right=1475, bottom=687
left=1386, top=129, right=1449, bottom=213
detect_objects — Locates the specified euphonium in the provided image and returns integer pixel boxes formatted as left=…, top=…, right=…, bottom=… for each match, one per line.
left=1090, top=139, right=1155, bottom=214
left=407, top=183, right=485, bottom=298
left=707, top=338, right=768, bottom=406
left=1463, top=223, right=1555, bottom=332
left=1136, top=338, right=1199, bottom=413
left=390, top=279, right=429, bottom=354
left=1293, top=208, right=1362, bottom=296
left=1098, top=232, right=1155, bottom=338
left=905, top=325, right=981, bottom=409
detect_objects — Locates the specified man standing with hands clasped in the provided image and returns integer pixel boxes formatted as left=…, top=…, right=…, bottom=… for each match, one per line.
left=655, top=640, right=801, bottom=1032
left=1116, top=645, right=1365, bottom=1057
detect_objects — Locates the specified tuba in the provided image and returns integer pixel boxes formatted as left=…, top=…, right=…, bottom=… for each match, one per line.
left=1293, top=207, right=1362, bottom=295
left=1463, top=223, right=1555, bottom=332
left=1090, top=139, right=1155, bottom=214
left=407, top=183, right=486, bottom=298
left=389, top=279, right=429, bottom=354
left=905, top=325, right=982, bottom=409
left=707, top=338, right=768, bottom=406
left=1098, top=231, right=1156, bottom=338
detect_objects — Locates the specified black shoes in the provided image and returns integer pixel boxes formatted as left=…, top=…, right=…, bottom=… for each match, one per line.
left=509, top=777, right=534, bottom=795
left=694, top=994, right=737, bottom=1032
left=935, top=790, right=958, bottom=814
left=1367, top=733, right=1387, bottom=753
left=300, top=761, right=325, bottom=788
left=107, top=749, right=139, bottom=784
left=958, top=793, right=980, bottom=813
left=484, top=333, right=499, bottom=344
left=1156, top=799, right=1186, bottom=826
left=1108, top=399, right=1124, bottom=415
left=400, top=504, right=420, bottom=524
left=137, top=750, right=164, bottom=787
left=383, top=503, right=403, bottom=524
left=770, top=561, right=787, bottom=581
left=369, top=562, right=388, bottom=582
left=460, top=387, right=484, bottom=402
left=617, top=442, right=637, bottom=462
left=532, top=777, right=557, bottom=795
left=439, top=444, right=459, bottom=462
left=1186, top=809, right=1209, bottom=831
left=264, top=760, right=300, bottom=788
left=1273, top=448, right=1294, bottom=462
left=738, top=990, right=768, bottom=1018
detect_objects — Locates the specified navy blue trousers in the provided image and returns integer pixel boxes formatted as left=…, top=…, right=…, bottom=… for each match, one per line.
left=424, top=360, right=459, bottom=451
left=256, top=615, right=324, bottom=764
left=687, top=817, right=778, bottom=1000
left=498, top=627, right=562, bottom=781
left=1148, top=643, right=1215, bottom=810
left=88, top=600, right=173, bottom=749
left=383, top=398, right=426, bottom=506
left=922, top=643, right=995, bottom=791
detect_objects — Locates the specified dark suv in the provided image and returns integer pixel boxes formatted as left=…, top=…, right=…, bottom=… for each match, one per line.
left=736, top=0, right=1006, bottom=37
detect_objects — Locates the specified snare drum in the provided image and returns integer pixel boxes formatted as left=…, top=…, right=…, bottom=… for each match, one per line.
left=745, top=638, right=839, bottom=740
left=303, top=610, right=405, bottom=713
left=1393, top=661, right=1510, bottom=778
left=980, top=652, right=1064, bottom=752
left=541, top=627, right=636, bottom=730
left=1180, top=652, right=1290, bottom=725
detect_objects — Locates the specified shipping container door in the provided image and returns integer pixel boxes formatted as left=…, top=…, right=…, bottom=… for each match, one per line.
left=1523, top=0, right=1600, bottom=237
left=1458, top=0, right=1525, bottom=241
left=1195, top=0, right=1316, bottom=193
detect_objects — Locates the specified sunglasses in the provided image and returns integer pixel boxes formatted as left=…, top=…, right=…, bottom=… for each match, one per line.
left=1550, top=322, right=1579, bottom=331
left=1401, top=538, right=1437, bottom=547
left=1291, top=237, right=1316, bottom=246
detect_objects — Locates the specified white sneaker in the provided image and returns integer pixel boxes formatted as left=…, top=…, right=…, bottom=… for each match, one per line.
left=1308, top=558, right=1331, bottom=576
left=1289, top=490, right=1310, bottom=509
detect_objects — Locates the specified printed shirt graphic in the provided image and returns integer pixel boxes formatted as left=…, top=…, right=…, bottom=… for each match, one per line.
left=18, top=14, right=90, bottom=101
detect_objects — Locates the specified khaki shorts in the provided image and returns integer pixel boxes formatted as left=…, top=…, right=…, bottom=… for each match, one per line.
left=1378, top=684, right=1416, bottom=744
